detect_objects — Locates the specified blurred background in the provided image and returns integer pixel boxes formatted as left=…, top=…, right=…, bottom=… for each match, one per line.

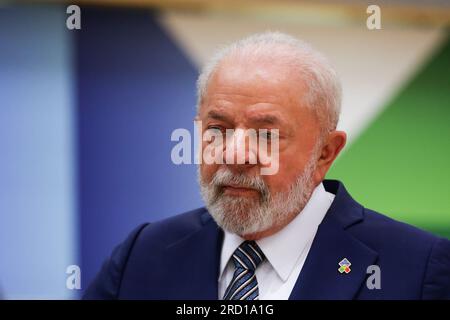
left=0, top=0, right=449, bottom=299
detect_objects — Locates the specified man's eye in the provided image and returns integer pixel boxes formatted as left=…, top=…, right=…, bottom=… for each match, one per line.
left=205, top=126, right=226, bottom=136
left=206, top=126, right=224, bottom=132
left=259, top=130, right=277, bottom=140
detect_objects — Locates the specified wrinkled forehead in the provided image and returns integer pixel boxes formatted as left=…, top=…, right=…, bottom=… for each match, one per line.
left=202, top=56, right=309, bottom=112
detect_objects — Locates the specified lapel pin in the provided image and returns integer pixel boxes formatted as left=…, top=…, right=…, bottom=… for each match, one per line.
left=338, top=258, right=351, bottom=274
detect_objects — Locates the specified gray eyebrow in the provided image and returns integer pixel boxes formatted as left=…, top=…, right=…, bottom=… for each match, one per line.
left=248, top=114, right=282, bottom=125
left=206, top=110, right=232, bottom=123
left=206, top=110, right=286, bottom=127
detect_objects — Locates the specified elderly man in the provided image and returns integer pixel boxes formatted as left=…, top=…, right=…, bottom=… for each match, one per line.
left=84, top=32, right=450, bottom=300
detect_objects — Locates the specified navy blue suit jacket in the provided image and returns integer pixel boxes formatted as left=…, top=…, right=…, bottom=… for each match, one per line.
left=84, top=180, right=450, bottom=299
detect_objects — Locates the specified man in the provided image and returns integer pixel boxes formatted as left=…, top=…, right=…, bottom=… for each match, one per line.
left=84, top=32, right=450, bottom=300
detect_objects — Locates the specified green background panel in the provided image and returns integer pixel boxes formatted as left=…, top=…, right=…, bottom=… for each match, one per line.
left=328, top=35, right=450, bottom=239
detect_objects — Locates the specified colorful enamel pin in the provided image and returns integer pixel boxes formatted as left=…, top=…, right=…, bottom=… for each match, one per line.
left=338, top=258, right=351, bottom=274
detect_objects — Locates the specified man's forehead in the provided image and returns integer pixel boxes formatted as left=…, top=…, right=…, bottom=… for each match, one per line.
left=202, top=103, right=300, bottom=129
left=207, top=107, right=283, bottom=120
left=205, top=61, right=305, bottom=105
left=201, top=83, right=307, bottom=116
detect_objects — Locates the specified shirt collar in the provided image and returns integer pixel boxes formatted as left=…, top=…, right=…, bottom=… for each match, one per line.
left=219, top=182, right=334, bottom=282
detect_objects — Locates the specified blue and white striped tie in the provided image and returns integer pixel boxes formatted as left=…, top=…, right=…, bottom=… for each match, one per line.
left=223, top=240, right=265, bottom=300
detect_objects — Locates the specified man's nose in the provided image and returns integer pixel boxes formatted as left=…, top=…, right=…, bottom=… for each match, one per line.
left=222, top=128, right=258, bottom=170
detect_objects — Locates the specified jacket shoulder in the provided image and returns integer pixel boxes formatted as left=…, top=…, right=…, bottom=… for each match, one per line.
left=136, top=207, right=209, bottom=248
left=350, top=208, right=450, bottom=299
left=83, top=207, right=209, bottom=299
left=356, top=208, right=442, bottom=249
left=83, top=222, right=148, bottom=299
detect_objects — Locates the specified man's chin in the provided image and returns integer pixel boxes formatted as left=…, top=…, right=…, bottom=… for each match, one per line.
left=208, top=204, right=267, bottom=235
left=215, top=197, right=259, bottom=214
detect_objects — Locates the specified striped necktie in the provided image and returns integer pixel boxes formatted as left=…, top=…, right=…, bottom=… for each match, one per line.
left=223, top=240, right=266, bottom=300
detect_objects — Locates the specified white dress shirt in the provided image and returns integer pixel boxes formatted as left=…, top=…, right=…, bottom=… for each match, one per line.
left=218, top=183, right=335, bottom=300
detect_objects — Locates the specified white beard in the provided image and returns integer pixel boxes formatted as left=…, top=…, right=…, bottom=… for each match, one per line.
left=198, top=153, right=317, bottom=237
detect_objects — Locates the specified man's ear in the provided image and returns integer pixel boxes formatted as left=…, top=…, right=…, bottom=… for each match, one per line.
left=314, top=131, right=347, bottom=182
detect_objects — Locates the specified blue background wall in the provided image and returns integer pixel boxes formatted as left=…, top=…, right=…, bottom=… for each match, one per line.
left=0, top=4, right=202, bottom=298
left=0, top=5, right=77, bottom=299
left=76, top=7, right=202, bottom=290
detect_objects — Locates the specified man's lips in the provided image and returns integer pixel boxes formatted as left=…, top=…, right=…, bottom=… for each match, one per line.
left=221, top=184, right=259, bottom=196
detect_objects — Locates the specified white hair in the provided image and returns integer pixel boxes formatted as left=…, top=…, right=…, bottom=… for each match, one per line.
left=196, top=31, right=342, bottom=133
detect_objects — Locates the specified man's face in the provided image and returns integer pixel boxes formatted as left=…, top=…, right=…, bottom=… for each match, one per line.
left=197, top=57, right=323, bottom=238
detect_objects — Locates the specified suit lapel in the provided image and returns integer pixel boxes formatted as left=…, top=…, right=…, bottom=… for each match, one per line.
left=289, top=180, right=379, bottom=300
left=289, top=216, right=378, bottom=299
left=162, top=211, right=223, bottom=299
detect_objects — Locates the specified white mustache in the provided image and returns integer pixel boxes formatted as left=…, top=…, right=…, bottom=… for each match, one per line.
left=209, top=168, right=270, bottom=202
